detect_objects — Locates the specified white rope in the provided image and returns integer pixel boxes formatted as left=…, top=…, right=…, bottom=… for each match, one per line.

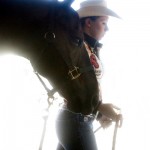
left=94, top=126, right=102, bottom=133
left=39, top=108, right=49, bottom=150
left=94, top=121, right=119, bottom=150
left=112, top=121, right=119, bottom=150
left=38, top=98, right=53, bottom=150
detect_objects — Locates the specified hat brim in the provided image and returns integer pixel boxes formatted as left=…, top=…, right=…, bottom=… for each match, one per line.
left=77, top=6, right=120, bottom=19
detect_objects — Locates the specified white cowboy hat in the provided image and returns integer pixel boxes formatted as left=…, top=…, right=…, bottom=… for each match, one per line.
left=77, top=0, right=120, bottom=18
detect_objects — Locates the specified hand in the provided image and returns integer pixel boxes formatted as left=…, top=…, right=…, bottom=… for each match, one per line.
left=99, top=114, right=112, bottom=129
left=98, top=103, right=123, bottom=127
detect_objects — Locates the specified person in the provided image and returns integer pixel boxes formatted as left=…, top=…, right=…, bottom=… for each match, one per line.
left=55, top=1, right=123, bottom=150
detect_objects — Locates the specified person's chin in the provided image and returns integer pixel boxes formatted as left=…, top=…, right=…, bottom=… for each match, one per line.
left=99, top=34, right=105, bottom=40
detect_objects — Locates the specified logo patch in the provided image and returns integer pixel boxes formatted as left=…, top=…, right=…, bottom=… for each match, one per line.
left=90, top=53, right=102, bottom=78
left=90, top=53, right=99, bottom=68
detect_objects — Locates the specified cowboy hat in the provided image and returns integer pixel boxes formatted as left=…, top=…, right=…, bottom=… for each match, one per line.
left=77, top=0, right=120, bottom=18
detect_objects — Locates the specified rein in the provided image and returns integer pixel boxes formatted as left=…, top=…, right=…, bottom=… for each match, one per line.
left=34, top=70, right=56, bottom=100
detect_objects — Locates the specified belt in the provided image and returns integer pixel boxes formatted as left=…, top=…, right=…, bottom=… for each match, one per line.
left=58, top=109, right=95, bottom=122
left=78, top=114, right=94, bottom=122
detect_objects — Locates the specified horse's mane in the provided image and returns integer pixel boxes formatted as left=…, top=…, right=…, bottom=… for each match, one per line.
left=0, top=0, right=99, bottom=115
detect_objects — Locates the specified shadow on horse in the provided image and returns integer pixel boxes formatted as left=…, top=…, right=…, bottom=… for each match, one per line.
left=0, top=0, right=99, bottom=115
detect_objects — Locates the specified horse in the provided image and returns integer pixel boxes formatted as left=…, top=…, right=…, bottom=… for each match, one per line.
left=0, top=0, right=99, bottom=115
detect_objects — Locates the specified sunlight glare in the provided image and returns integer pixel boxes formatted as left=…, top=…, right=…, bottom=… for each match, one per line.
left=1, top=0, right=150, bottom=150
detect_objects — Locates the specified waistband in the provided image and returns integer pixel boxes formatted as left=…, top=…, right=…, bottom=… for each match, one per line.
left=58, top=108, right=95, bottom=122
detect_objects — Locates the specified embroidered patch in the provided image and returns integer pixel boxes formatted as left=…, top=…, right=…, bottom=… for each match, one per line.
left=90, top=53, right=102, bottom=78
left=84, top=42, right=103, bottom=79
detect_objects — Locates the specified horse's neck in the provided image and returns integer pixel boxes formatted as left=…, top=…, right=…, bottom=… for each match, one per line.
left=0, top=36, right=45, bottom=60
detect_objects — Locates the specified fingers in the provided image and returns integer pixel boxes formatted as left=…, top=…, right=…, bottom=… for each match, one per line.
left=99, top=115, right=113, bottom=129
left=103, top=103, right=120, bottom=110
left=100, top=120, right=112, bottom=129
left=99, top=103, right=117, bottom=119
left=112, top=104, right=121, bottom=111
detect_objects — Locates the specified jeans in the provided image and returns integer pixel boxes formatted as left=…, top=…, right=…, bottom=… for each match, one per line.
left=55, top=109, right=98, bottom=150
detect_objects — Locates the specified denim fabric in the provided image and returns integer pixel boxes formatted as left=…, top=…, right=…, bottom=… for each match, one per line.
left=55, top=109, right=98, bottom=150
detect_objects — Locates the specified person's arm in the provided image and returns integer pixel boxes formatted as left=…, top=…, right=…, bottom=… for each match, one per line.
left=96, top=82, right=123, bottom=128
left=98, top=103, right=119, bottom=121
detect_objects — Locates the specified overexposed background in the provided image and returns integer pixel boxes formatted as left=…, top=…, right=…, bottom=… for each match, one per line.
left=0, top=0, right=150, bottom=149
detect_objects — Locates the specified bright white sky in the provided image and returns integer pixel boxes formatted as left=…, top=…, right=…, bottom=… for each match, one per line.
left=1, top=0, right=150, bottom=150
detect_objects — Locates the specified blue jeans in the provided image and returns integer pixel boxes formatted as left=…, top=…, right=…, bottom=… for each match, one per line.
left=55, top=109, right=98, bottom=150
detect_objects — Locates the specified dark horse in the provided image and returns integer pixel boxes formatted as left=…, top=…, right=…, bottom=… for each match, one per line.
left=0, top=0, right=99, bottom=115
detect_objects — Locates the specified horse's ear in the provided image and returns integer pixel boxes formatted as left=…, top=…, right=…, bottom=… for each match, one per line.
left=63, top=0, right=74, bottom=6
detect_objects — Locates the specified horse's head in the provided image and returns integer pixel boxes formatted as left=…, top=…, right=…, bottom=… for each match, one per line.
left=0, top=0, right=99, bottom=115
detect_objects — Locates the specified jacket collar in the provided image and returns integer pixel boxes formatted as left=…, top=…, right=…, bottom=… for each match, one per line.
left=84, top=33, right=103, bottom=49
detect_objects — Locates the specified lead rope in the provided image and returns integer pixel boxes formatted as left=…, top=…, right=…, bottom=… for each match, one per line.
left=94, top=122, right=119, bottom=150
left=112, top=121, right=119, bottom=150
left=33, top=70, right=56, bottom=150
left=94, top=109, right=122, bottom=150
left=39, top=98, right=53, bottom=150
